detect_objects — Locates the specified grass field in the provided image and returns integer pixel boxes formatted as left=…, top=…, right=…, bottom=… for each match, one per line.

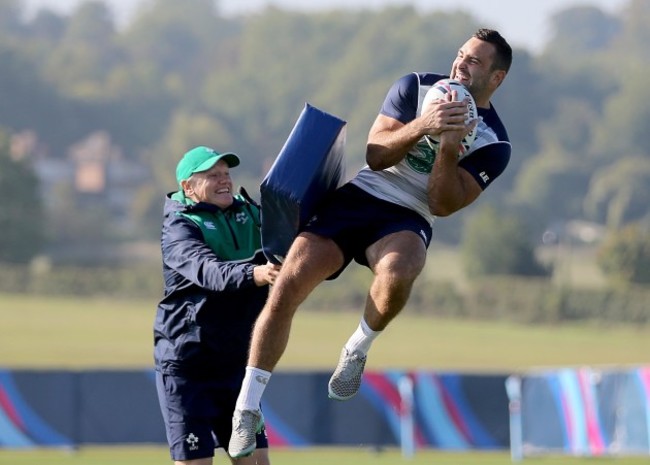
left=2, top=292, right=649, bottom=371
left=2, top=447, right=650, bottom=465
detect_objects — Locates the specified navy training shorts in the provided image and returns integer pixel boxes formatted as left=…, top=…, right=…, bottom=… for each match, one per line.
left=156, top=371, right=268, bottom=461
left=302, top=182, right=433, bottom=279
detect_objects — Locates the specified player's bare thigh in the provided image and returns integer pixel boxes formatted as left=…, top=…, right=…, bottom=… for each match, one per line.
left=271, top=232, right=344, bottom=303
left=366, top=230, right=427, bottom=280
left=284, top=232, right=343, bottom=278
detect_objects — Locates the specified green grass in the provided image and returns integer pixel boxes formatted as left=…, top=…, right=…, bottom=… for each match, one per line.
left=1, top=447, right=649, bottom=465
left=2, top=292, right=649, bottom=371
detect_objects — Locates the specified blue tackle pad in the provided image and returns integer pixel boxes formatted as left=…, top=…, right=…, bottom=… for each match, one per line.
left=260, top=103, right=347, bottom=264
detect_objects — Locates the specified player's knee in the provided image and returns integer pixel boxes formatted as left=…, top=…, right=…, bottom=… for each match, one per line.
left=380, top=259, right=423, bottom=284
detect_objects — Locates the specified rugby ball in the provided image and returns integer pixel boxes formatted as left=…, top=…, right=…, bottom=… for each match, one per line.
left=422, top=79, right=477, bottom=156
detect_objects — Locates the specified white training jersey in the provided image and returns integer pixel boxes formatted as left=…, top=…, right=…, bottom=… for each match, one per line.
left=351, top=72, right=511, bottom=224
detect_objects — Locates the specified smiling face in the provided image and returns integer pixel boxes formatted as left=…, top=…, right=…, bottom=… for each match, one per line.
left=450, top=37, right=506, bottom=108
left=181, top=159, right=234, bottom=209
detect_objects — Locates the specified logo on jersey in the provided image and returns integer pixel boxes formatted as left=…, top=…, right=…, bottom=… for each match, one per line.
left=406, top=139, right=436, bottom=174
left=406, top=118, right=490, bottom=174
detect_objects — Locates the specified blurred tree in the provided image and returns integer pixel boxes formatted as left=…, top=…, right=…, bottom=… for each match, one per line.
left=44, top=1, right=121, bottom=98
left=527, top=1, right=649, bottom=233
left=546, top=6, right=621, bottom=55
left=128, top=183, right=160, bottom=240
left=513, top=152, right=590, bottom=224
left=0, top=128, right=46, bottom=263
left=23, top=8, right=68, bottom=67
left=120, top=0, right=232, bottom=99
left=461, top=205, right=547, bottom=278
left=202, top=9, right=363, bottom=168
left=597, top=222, right=650, bottom=285
left=616, top=0, right=650, bottom=61
left=28, top=8, right=66, bottom=44
left=511, top=98, right=596, bottom=225
left=538, top=99, right=597, bottom=155
left=488, top=49, right=544, bottom=195
left=45, top=181, right=113, bottom=262
left=0, top=0, right=25, bottom=40
left=589, top=68, right=650, bottom=160
left=583, top=156, right=650, bottom=228
left=0, top=43, right=77, bottom=153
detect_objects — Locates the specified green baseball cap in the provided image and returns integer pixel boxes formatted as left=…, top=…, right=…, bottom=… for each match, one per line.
left=176, top=146, right=240, bottom=185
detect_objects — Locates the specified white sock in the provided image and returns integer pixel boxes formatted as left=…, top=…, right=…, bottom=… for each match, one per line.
left=344, top=317, right=381, bottom=355
left=235, top=366, right=271, bottom=412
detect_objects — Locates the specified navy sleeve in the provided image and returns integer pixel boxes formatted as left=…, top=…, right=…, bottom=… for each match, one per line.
left=379, top=72, right=448, bottom=124
left=458, top=141, right=511, bottom=190
left=161, top=213, right=255, bottom=293
left=379, top=73, right=420, bottom=124
left=457, top=103, right=512, bottom=190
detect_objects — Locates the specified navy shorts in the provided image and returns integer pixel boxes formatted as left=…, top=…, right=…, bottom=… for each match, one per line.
left=302, top=183, right=432, bottom=279
left=156, top=371, right=268, bottom=461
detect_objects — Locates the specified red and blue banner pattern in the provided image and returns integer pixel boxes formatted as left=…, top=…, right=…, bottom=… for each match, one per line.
left=5, top=366, right=646, bottom=456
left=514, top=366, right=650, bottom=457
left=0, top=369, right=509, bottom=449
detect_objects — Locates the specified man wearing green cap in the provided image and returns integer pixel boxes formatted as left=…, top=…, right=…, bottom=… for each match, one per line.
left=154, top=146, right=280, bottom=465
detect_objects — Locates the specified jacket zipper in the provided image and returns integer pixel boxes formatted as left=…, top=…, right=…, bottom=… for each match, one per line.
left=222, top=211, right=240, bottom=250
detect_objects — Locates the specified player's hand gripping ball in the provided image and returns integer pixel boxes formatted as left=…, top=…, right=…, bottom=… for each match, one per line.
left=422, top=78, right=478, bottom=156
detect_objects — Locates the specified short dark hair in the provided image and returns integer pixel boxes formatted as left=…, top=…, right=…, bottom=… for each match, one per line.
left=474, top=28, right=512, bottom=73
